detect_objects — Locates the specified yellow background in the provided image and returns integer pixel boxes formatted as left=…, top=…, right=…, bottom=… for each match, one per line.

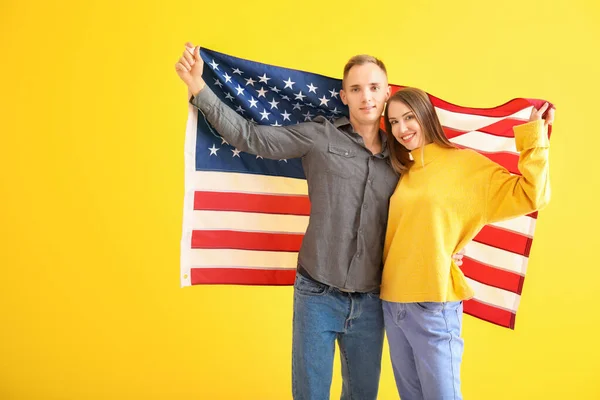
left=1, top=0, right=598, bottom=398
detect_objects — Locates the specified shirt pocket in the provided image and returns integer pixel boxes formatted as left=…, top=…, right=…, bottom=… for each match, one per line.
left=326, top=143, right=356, bottom=178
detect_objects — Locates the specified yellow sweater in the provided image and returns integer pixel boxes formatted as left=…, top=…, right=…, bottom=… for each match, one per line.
left=381, top=120, right=550, bottom=303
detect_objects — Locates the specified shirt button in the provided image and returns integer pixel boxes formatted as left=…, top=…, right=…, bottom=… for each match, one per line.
left=344, top=151, right=349, bottom=156
left=358, top=229, right=363, bottom=234
left=356, top=252, right=361, bottom=258
left=368, top=178, right=373, bottom=185
left=363, top=203, right=368, bottom=209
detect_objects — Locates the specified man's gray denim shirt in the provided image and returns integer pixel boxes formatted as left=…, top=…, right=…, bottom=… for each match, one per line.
left=191, top=86, right=399, bottom=292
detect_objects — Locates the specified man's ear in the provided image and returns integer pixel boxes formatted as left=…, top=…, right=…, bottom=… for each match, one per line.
left=340, top=89, right=348, bottom=105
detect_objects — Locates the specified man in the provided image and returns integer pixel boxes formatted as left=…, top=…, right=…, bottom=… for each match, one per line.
left=175, top=44, right=463, bottom=400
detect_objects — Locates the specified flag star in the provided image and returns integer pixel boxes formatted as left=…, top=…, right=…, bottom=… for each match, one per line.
left=283, top=77, right=295, bottom=89
left=258, top=73, right=271, bottom=84
left=279, top=159, right=288, bottom=163
left=319, top=95, right=330, bottom=106
left=281, top=110, right=292, bottom=121
left=271, top=121, right=282, bottom=127
left=307, top=103, right=316, bottom=108
left=260, top=108, right=271, bottom=120
left=209, top=60, right=219, bottom=70
left=292, top=102, right=302, bottom=111
left=302, top=111, right=314, bottom=121
left=294, top=91, right=306, bottom=101
left=329, top=88, right=339, bottom=98
left=235, top=84, right=245, bottom=96
left=256, top=86, right=268, bottom=98
left=213, top=78, right=223, bottom=88
left=235, top=105, right=246, bottom=114
left=269, top=86, right=281, bottom=93
left=232, top=148, right=242, bottom=157
left=225, top=92, right=235, bottom=101
left=256, top=155, right=263, bottom=159
left=223, top=73, right=232, bottom=83
left=248, top=118, right=257, bottom=124
left=307, top=83, right=318, bottom=93
left=331, top=107, right=341, bottom=115
left=208, top=144, right=220, bottom=156
left=281, top=95, right=291, bottom=101
left=232, top=68, right=244, bottom=75
left=220, top=137, right=229, bottom=145
left=248, top=97, right=258, bottom=108
left=245, top=77, right=256, bottom=86
left=268, top=98, right=280, bottom=109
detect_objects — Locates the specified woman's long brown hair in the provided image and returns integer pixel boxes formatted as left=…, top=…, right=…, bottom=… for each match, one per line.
left=384, top=87, right=455, bottom=174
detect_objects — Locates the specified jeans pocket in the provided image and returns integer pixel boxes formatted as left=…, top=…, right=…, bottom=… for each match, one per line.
left=415, top=301, right=444, bottom=313
left=294, top=274, right=328, bottom=296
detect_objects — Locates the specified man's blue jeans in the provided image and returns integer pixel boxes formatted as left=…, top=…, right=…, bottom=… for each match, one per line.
left=292, top=273, right=384, bottom=400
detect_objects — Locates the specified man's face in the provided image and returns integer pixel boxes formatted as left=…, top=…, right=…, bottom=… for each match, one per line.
left=340, top=63, right=390, bottom=127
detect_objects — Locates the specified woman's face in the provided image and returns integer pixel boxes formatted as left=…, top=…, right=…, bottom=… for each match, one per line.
left=387, top=100, right=426, bottom=151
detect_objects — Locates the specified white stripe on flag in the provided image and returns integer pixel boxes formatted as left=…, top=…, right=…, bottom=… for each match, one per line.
left=188, top=249, right=299, bottom=269
left=467, top=278, right=521, bottom=313
left=489, top=217, right=536, bottom=237
left=449, top=131, right=518, bottom=154
left=192, top=210, right=309, bottom=233
left=435, top=106, right=532, bottom=132
left=189, top=171, right=309, bottom=195
left=464, top=241, right=528, bottom=275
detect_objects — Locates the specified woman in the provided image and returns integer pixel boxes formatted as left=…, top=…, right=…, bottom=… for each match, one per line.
left=381, top=87, right=553, bottom=399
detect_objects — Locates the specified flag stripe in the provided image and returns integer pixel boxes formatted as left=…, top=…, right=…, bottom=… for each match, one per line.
left=187, top=249, right=299, bottom=269
left=191, top=230, right=304, bottom=252
left=467, top=278, right=521, bottom=312
left=464, top=241, right=528, bottom=274
left=463, top=299, right=516, bottom=329
left=444, top=118, right=531, bottom=138
left=194, top=191, right=311, bottom=215
left=461, top=257, right=524, bottom=294
left=448, top=130, right=518, bottom=154
left=189, top=171, right=308, bottom=195
left=191, top=267, right=296, bottom=285
left=490, top=216, right=535, bottom=236
left=474, top=225, right=532, bottom=256
left=191, top=210, right=309, bottom=233
left=435, top=106, right=531, bottom=131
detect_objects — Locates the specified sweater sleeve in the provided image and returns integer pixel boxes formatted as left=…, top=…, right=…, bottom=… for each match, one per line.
left=484, top=119, right=551, bottom=223
left=190, top=86, right=317, bottom=159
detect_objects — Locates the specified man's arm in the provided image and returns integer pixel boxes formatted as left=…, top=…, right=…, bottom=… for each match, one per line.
left=176, top=44, right=316, bottom=159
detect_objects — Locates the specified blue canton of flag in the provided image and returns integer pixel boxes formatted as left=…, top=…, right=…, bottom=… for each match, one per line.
left=195, top=48, right=349, bottom=179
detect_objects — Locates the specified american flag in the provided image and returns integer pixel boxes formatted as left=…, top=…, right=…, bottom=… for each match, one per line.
left=180, top=48, right=553, bottom=329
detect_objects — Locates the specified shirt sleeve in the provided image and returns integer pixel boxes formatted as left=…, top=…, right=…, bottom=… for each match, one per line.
left=484, top=119, right=551, bottom=223
left=190, top=86, right=318, bottom=159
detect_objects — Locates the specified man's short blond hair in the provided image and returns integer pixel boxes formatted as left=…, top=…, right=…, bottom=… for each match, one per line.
left=342, top=55, right=388, bottom=88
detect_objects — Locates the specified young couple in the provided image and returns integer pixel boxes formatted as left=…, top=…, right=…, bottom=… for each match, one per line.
left=175, top=44, right=552, bottom=400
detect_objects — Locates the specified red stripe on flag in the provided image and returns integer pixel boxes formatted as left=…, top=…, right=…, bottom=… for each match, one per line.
left=191, top=230, right=303, bottom=252
left=474, top=225, right=533, bottom=256
left=463, top=299, right=516, bottom=329
left=194, top=191, right=311, bottom=216
left=461, top=257, right=525, bottom=294
left=191, top=268, right=296, bottom=285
